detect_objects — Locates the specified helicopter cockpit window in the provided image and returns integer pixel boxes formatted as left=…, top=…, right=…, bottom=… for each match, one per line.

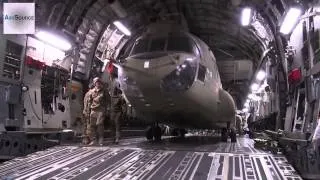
left=150, top=38, right=166, bottom=52
left=131, top=39, right=149, bottom=55
left=167, top=36, right=197, bottom=55
left=198, top=64, right=206, bottom=82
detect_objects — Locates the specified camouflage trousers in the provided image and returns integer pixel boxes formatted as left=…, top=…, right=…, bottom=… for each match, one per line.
left=82, top=115, right=89, bottom=143
left=87, top=111, right=105, bottom=143
left=110, top=111, right=121, bottom=141
left=236, top=118, right=242, bottom=134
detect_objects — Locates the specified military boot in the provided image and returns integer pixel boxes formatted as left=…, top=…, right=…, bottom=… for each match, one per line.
left=88, top=139, right=97, bottom=146
left=82, top=137, right=89, bottom=145
left=113, top=137, right=119, bottom=144
left=98, top=137, right=104, bottom=146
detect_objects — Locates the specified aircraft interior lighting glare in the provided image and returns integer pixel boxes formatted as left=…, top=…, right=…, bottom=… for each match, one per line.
left=144, top=61, right=149, bottom=68
left=35, top=31, right=72, bottom=51
left=145, top=103, right=151, bottom=107
left=254, top=96, right=262, bottom=101
left=280, top=7, right=302, bottom=34
left=256, top=70, right=266, bottom=81
left=251, top=83, right=259, bottom=91
left=22, top=86, right=29, bottom=92
left=62, top=129, right=73, bottom=132
left=242, top=108, right=249, bottom=113
left=113, top=21, right=131, bottom=36
left=241, top=7, right=252, bottom=26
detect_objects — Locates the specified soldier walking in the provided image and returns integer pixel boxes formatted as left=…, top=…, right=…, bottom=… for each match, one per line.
left=109, top=73, right=124, bottom=144
left=86, top=77, right=110, bottom=145
left=82, top=84, right=93, bottom=145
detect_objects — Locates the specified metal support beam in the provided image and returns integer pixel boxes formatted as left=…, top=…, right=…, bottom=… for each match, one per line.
left=275, top=33, right=289, bottom=130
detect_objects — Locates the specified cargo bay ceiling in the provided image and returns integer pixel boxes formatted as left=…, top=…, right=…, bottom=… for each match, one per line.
left=10, top=0, right=313, bottom=107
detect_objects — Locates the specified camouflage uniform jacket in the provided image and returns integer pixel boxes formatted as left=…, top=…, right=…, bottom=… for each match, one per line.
left=83, top=90, right=92, bottom=116
left=89, top=87, right=110, bottom=112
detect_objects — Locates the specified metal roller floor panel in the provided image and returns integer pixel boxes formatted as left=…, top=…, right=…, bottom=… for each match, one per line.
left=0, top=137, right=302, bottom=180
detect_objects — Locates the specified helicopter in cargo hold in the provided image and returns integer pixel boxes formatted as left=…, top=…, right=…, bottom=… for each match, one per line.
left=107, top=20, right=236, bottom=141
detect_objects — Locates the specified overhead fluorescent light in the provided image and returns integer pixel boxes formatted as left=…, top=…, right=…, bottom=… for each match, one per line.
left=35, top=31, right=72, bottom=51
left=251, top=83, right=259, bottom=91
left=241, top=7, right=252, bottom=26
left=256, top=70, right=266, bottom=81
left=144, top=61, right=149, bottom=68
left=62, top=129, right=73, bottom=132
left=113, top=21, right=131, bottom=36
left=280, top=7, right=302, bottom=35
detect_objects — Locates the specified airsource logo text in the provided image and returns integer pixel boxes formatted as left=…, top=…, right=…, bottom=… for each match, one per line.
left=4, top=14, right=35, bottom=21
left=3, top=3, right=35, bottom=34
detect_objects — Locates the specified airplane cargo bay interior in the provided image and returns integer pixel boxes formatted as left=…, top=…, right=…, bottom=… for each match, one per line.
left=1, top=0, right=320, bottom=179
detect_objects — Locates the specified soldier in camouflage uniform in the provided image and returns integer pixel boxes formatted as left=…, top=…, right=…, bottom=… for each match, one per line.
left=87, top=77, right=110, bottom=145
left=109, top=73, right=124, bottom=144
left=82, top=84, right=93, bottom=145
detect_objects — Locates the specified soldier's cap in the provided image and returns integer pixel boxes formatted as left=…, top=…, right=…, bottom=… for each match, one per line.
left=93, top=77, right=101, bottom=84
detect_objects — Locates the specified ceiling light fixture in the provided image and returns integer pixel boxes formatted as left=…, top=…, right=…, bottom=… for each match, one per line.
left=242, top=108, right=249, bottom=113
left=280, top=7, right=302, bottom=35
left=256, top=70, right=266, bottom=81
left=241, top=7, right=252, bottom=26
left=113, top=21, right=131, bottom=36
left=145, top=103, right=151, bottom=107
left=251, top=83, right=259, bottom=91
left=35, top=31, right=72, bottom=51
left=144, top=61, right=149, bottom=68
